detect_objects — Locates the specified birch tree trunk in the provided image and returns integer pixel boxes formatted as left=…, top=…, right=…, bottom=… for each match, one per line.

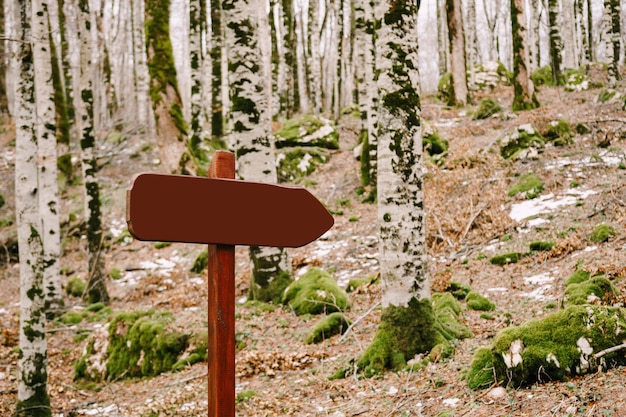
left=209, top=0, right=224, bottom=137
left=0, top=0, right=7, bottom=115
left=32, top=0, right=63, bottom=313
left=548, top=0, right=563, bottom=85
left=465, top=0, right=478, bottom=90
left=511, top=0, right=539, bottom=111
left=604, top=0, right=621, bottom=87
left=308, top=0, right=321, bottom=114
left=131, top=0, right=155, bottom=135
left=189, top=0, right=207, bottom=166
left=446, top=0, right=469, bottom=106
left=223, top=0, right=292, bottom=303
left=482, top=0, right=499, bottom=62
left=145, top=0, right=188, bottom=173
left=527, top=0, right=541, bottom=72
left=438, top=0, right=449, bottom=73
left=272, top=0, right=296, bottom=118
left=295, top=1, right=309, bottom=113
left=358, top=0, right=441, bottom=376
left=339, top=0, right=354, bottom=110
left=15, top=0, right=52, bottom=413
left=77, top=0, right=109, bottom=305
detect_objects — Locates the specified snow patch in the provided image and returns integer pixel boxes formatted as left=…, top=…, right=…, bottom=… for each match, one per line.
left=510, top=188, right=597, bottom=223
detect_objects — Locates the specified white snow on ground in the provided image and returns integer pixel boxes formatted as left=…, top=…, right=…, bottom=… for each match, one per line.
left=510, top=188, right=597, bottom=223
left=520, top=271, right=557, bottom=301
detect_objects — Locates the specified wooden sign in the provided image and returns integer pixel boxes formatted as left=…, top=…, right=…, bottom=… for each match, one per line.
left=126, top=151, right=333, bottom=417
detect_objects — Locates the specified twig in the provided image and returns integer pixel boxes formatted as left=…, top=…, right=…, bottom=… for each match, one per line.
left=593, top=342, right=626, bottom=359
left=166, top=372, right=206, bottom=387
left=431, top=212, right=453, bottom=247
left=339, top=300, right=382, bottom=342
left=460, top=200, right=485, bottom=241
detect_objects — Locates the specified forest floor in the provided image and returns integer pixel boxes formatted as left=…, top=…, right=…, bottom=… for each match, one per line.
left=2, top=68, right=626, bottom=416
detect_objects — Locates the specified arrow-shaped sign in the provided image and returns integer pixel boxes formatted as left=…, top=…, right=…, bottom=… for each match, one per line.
left=126, top=173, right=334, bottom=247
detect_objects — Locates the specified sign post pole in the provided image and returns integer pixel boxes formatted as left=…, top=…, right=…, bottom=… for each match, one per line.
left=206, top=151, right=236, bottom=417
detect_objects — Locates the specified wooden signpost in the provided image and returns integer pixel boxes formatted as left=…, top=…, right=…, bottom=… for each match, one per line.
left=126, top=150, right=334, bottom=416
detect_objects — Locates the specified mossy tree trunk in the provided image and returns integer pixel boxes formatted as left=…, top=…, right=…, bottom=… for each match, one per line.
left=223, top=0, right=292, bottom=303
left=294, top=2, right=309, bottom=113
left=77, top=0, right=109, bottom=305
left=15, top=1, right=52, bottom=414
left=548, top=0, right=563, bottom=85
left=586, top=0, right=594, bottom=62
left=603, top=0, right=621, bottom=87
left=307, top=0, right=321, bottom=115
left=131, top=0, right=155, bottom=136
left=33, top=0, right=63, bottom=314
left=188, top=0, right=207, bottom=169
left=209, top=0, right=224, bottom=137
left=358, top=0, right=437, bottom=376
left=445, top=0, right=469, bottom=106
left=511, top=0, right=539, bottom=111
left=0, top=0, right=7, bottom=116
left=145, top=0, right=188, bottom=174
left=271, top=0, right=296, bottom=118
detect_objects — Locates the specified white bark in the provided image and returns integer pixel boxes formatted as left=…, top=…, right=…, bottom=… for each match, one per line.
left=189, top=0, right=206, bottom=144
left=32, top=0, right=62, bottom=311
left=16, top=0, right=50, bottom=410
left=308, top=0, right=321, bottom=114
left=375, top=0, right=428, bottom=308
left=131, top=0, right=154, bottom=134
left=447, top=0, right=468, bottom=106
left=295, top=1, right=309, bottom=113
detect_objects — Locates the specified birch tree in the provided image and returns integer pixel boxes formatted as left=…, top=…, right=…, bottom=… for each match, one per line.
left=308, top=0, right=321, bottom=114
left=15, top=0, right=52, bottom=413
left=0, top=0, right=7, bottom=116
left=548, top=0, right=563, bottom=85
left=131, top=0, right=155, bottom=135
left=76, top=0, right=109, bottom=305
left=32, top=0, right=63, bottom=313
left=511, top=0, right=539, bottom=111
left=209, top=0, right=224, bottom=137
left=223, top=0, right=292, bottom=303
left=604, top=0, right=621, bottom=87
left=446, top=0, right=469, bottom=106
left=357, top=0, right=446, bottom=376
left=188, top=0, right=208, bottom=166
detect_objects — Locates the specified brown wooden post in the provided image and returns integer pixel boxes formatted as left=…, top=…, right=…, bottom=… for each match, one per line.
left=207, top=151, right=236, bottom=417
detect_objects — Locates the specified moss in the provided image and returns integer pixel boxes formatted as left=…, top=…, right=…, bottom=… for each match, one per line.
left=465, top=291, right=496, bottom=311
left=448, top=281, right=471, bottom=300
left=496, top=62, right=514, bottom=83
left=489, top=252, right=523, bottom=266
left=276, top=147, right=329, bottom=183
left=544, top=119, right=573, bottom=146
left=467, top=305, right=626, bottom=388
left=305, top=312, right=352, bottom=344
left=169, top=102, right=187, bottom=135
left=60, top=311, right=85, bottom=325
left=359, top=129, right=372, bottom=186
left=109, top=268, right=122, bottom=280
left=507, top=173, right=544, bottom=198
left=154, top=242, right=172, bottom=249
left=274, top=115, right=339, bottom=149
left=66, top=277, right=86, bottom=297
left=172, top=330, right=207, bottom=371
left=589, top=224, right=616, bottom=243
left=346, top=274, right=378, bottom=293
left=499, top=125, right=545, bottom=160
left=423, top=130, right=449, bottom=159
left=437, top=73, right=452, bottom=104
left=236, top=390, right=257, bottom=405
left=191, top=249, right=208, bottom=273
left=597, top=89, right=619, bottom=103
left=87, top=302, right=106, bottom=312
left=282, top=268, right=349, bottom=315
left=565, top=269, right=590, bottom=286
left=358, top=294, right=471, bottom=377
left=473, top=98, right=502, bottom=120
left=529, top=240, right=555, bottom=251
left=0, top=193, right=4, bottom=209
left=564, top=276, right=616, bottom=306
left=145, top=0, right=179, bottom=106
left=531, top=65, right=557, bottom=86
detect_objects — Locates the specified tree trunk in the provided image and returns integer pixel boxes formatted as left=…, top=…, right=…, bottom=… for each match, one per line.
left=604, top=0, right=621, bottom=87
left=188, top=0, right=207, bottom=169
left=446, top=0, right=469, bottom=106
left=209, top=0, right=224, bottom=137
left=586, top=0, right=594, bottom=61
left=223, top=0, right=292, bottom=303
left=77, top=0, right=109, bottom=305
left=438, top=0, right=449, bottom=73
left=548, top=0, right=563, bottom=85
left=145, top=0, right=188, bottom=173
left=358, top=0, right=439, bottom=376
left=511, top=0, right=539, bottom=111
left=131, top=0, right=155, bottom=135
left=295, top=1, right=309, bottom=113
left=33, top=0, right=63, bottom=313
left=0, top=0, right=7, bottom=115
left=465, top=0, right=478, bottom=90
left=15, top=0, right=52, bottom=414
left=272, top=0, right=296, bottom=118
left=308, top=0, right=321, bottom=114
left=527, top=0, right=541, bottom=72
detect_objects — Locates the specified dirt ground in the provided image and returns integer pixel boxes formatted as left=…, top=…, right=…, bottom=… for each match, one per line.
left=2, top=68, right=626, bottom=416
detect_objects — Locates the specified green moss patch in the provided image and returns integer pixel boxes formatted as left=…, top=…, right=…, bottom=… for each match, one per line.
left=423, top=128, right=448, bottom=166
left=75, top=310, right=205, bottom=381
left=531, top=65, right=558, bottom=86
left=437, top=73, right=452, bottom=104
left=282, top=268, right=350, bottom=315
left=563, top=269, right=617, bottom=307
left=507, top=173, right=544, bottom=199
left=499, top=124, right=545, bottom=160
left=66, top=277, right=86, bottom=297
left=346, top=274, right=379, bottom=293
left=448, top=281, right=472, bottom=300
left=543, top=119, right=574, bottom=146
left=306, top=312, right=352, bottom=344
left=274, top=115, right=339, bottom=149
left=474, top=98, right=502, bottom=120
left=191, top=249, right=208, bottom=273
left=467, top=305, right=626, bottom=388
left=356, top=294, right=471, bottom=377
left=465, top=291, right=496, bottom=311
left=529, top=240, right=555, bottom=251
left=489, top=252, right=523, bottom=266
left=276, top=147, right=330, bottom=183
left=589, top=224, right=617, bottom=243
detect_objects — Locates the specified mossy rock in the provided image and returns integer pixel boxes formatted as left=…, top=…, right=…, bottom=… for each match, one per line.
left=60, top=311, right=86, bottom=325
left=465, top=291, right=496, bottom=311
left=305, top=312, right=352, bottom=344
left=489, top=252, right=523, bottom=266
left=543, top=119, right=574, bottom=146
left=282, top=268, right=350, bottom=315
left=530, top=65, right=558, bottom=86
left=448, top=281, right=471, bottom=300
left=529, top=240, right=555, bottom=251
left=565, top=269, right=591, bottom=286
left=66, top=277, right=86, bottom=297
left=276, top=146, right=330, bottom=183
left=564, top=68, right=589, bottom=92
left=346, top=274, right=379, bottom=293
left=563, top=274, right=617, bottom=307
left=507, top=173, right=544, bottom=199
left=589, top=224, right=616, bottom=243
left=191, top=250, right=208, bottom=273
left=437, top=73, right=452, bottom=104
left=74, top=309, right=201, bottom=381
left=499, top=125, right=545, bottom=160
left=473, top=98, right=502, bottom=120
left=423, top=132, right=449, bottom=164
left=274, top=115, right=339, bottom=149
left=357, top=294, right=471, bottom=377
left=467, top=305, right=626, bottom=388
